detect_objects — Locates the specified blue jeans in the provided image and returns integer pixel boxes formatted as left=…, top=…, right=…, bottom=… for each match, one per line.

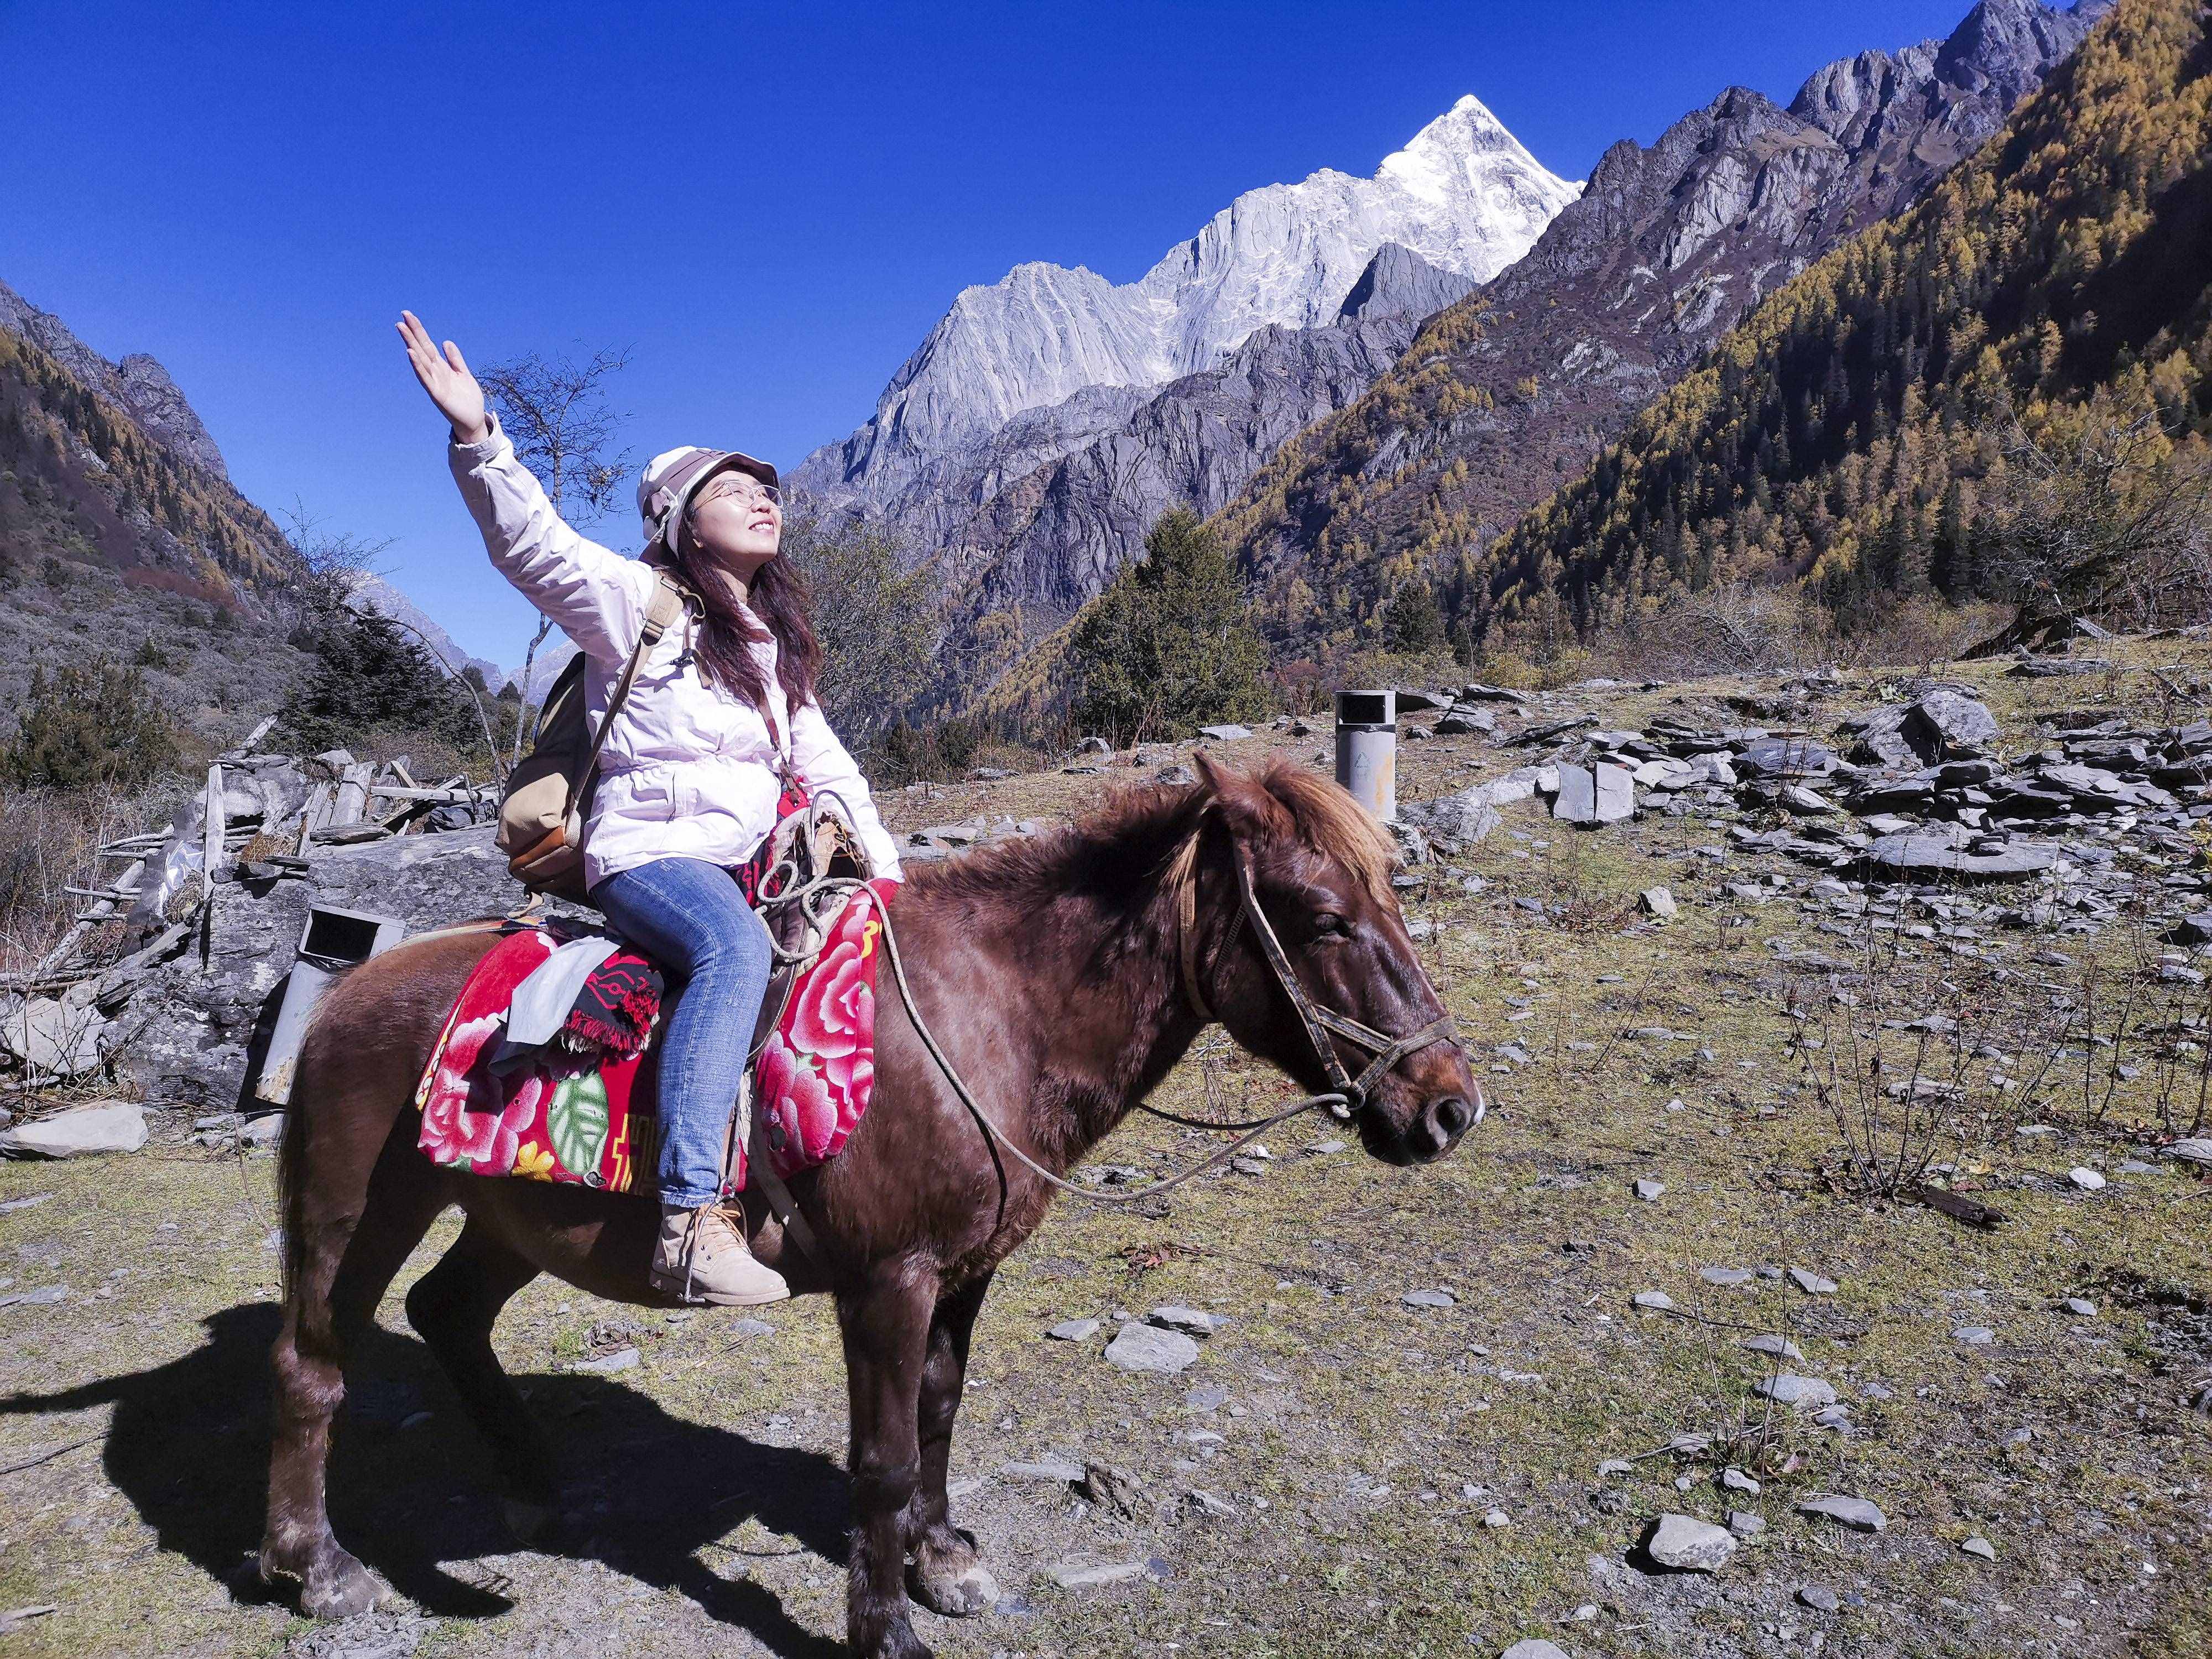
left=592, top=856, right=774, bottom=1209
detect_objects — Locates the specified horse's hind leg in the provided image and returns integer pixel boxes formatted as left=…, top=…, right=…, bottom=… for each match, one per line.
left=905, top=1271, right=999, bottom=1617
left=404, top=1217, right=552, bottom=1538
left=262, top=1127, right=447, bottom=1616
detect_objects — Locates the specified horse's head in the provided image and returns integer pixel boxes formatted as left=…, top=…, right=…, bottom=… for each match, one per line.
left=1176, top=754, right=1481, bottom=1166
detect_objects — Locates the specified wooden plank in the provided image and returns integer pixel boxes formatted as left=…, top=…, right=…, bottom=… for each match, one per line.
left=202, top=765, right=226, bottom=907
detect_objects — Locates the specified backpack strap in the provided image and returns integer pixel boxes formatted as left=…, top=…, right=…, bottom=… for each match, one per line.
left=564, top=572, right=692, bottom=820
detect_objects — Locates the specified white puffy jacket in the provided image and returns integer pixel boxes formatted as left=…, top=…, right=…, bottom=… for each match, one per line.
left=448, top=417, right=903, bottom=892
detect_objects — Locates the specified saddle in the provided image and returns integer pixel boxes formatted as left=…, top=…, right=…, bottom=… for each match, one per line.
left=412, top=802, right=894, bottom=1203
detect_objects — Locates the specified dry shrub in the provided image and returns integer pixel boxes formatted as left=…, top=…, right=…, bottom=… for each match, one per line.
left=0, top=784, right=180, bottom=973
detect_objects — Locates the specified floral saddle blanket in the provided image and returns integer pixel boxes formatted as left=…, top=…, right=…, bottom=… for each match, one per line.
left=413, top=877, right=898, bottom=1193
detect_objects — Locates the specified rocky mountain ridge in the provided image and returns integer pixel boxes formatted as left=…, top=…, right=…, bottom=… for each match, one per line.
left=0, top=279, right=232, bottom=482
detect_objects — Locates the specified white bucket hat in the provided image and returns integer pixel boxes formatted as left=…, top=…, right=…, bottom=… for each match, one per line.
left=635, top=445, right=779, bottom=554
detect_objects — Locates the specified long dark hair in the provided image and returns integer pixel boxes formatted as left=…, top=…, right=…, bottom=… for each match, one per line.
left=665, top=528, right=823, bottom=721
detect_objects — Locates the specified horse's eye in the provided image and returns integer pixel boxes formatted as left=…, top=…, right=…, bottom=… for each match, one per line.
left=1312, top=912, right=1349, bottom=938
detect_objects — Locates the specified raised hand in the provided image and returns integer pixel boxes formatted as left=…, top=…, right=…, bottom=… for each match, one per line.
left=395, top=311, right=490, bottom=444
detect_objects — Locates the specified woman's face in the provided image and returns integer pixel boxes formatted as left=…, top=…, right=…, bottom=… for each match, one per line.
left=683, top=469, right=782, bottom=570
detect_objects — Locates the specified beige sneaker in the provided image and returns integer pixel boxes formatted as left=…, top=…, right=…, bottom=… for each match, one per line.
left=650, top=1203, right=790, bottom=1306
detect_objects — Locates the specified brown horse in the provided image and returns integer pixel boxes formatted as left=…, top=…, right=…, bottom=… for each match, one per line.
left=260, top=754, right=1480, bottom=1658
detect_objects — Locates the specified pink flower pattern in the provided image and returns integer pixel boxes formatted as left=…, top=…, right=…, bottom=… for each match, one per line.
left=756, top=881, right=891, bottom=1178
left=417, top=880, right=894, bottom=1191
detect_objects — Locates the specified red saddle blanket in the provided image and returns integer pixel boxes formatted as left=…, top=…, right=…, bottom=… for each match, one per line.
left=413, top=878, right=898, bottom=1193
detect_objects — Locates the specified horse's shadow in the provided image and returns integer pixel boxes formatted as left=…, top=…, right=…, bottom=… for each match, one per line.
left=0, top=1303, right=850, bottom=1656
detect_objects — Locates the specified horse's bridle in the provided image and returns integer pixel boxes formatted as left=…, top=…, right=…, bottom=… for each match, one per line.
left=1174, top=831, right=1460, bottom=1122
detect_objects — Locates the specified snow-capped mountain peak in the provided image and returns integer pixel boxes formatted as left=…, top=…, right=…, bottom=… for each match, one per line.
left=796, top=93, right=1579, bottom=509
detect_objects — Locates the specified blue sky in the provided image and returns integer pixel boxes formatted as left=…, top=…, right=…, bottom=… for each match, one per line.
left=1, top=0, right=1985, bottom=669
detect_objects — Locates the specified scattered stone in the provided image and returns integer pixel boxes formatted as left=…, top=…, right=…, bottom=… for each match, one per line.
left=1903, top=690, right=2000, bottom=759
left=0, top=1101, right=148, bottom=1159
left=1500, top=1642, right=1572, bottom=1659
left=1796, top=1493, right=1887, bottom=1532
left=1643, top=1512, right=1738, bottom=1572
left=1048, top=1560, right=1150, bottom=1589
left=1634, top=1178, right=1665, bottom=1202
left=1183, top=1489, right=1237, bottom=1520
left=1757, top=1374, right=1838, bottom=1408
left=1720, top=1467, right=1760, bottom=1494
left=1402, top=1288, right=1457, bottom=1310
left=1953, top=1326, right=1996, bottom=1345
left=1399, top=787, right=1503, bottom=851
left=1148, top=1306, right=1225, bottom=1337
left=1078, top=1462, right=1153, bottom=1520
left=1596, top=1458, right=1632, bottom=1478
left=1639, top=886, right=1677, bottom=921
left=1701, top=1266, right=1755, bottom=1288
left=1184, top=1384, right=1230, bottom=1411
left=567, top=1346, right=638, bottom=1375
left=2062, top=1297, right=2097, bottom=1318
left=1197, top=724, right=1252, bottom=742
left=729, top=1317, right=776, bottom=1337
left=1103, top=1323, right=1201, bottom=1375
left=1004, top=1458, right=1087, bottom=1484
left=2162, top=1139, right=2212, bottom=1166
left=1865, top=831, right=2058, bottom=881
left=1787, top=1267, right=1839, bottom=1296
left=2067, top=1166, right=2106, bottom=1192
left=1960, top=1535, right=1997, bottom=1561
left=1740, top=1333, right=1806, bottom=1363
left=1728, top=1510, right=1766, bottom=1537
left=1797, top=1583, right=1841, bottom=1613
left=1631, top=1291, right=1676, bottom=1312
left=1048, top=1317, right=1102, bottom=1342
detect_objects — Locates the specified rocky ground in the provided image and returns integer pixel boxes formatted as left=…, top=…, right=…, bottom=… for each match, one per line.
left=3, top=638, right=2211, bottom=1658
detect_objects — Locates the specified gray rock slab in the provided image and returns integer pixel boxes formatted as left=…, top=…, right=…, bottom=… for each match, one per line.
left=1103, top=1323, right=1201, bottom=1375
left=1004, top=1458, right=1086, bottom=1483
left=1197, top=724, right=1253, bottom=742
left=1644, top=1512, right=1737, bottom=1572
left=1756, top=1374, right=1838, bottom=1408
left=1798, top=1583, right=1842, bottom=1613
left=1865, top=833, right=2057, bottom=881
left=1402, top=1288, right=1457, bottom=1309
left=1500, top=1642, right=1572, bottom=1659
left=1047, top=1317, right=1102, bottom=1342
left=1147, top=1305, right=1225, bottom=1337
left=1399, top=787, right=1503, bottom=851
left=1640, top=886, right=1677, bottom=920
left=1740, top=1332, right=1806, bottom=1362
left=1787, top=1267, right=1839, bottom=1296
left=1593, top=763, right=1635, bottom=822
left=1048, top=1559, right=1149, bottom=1589
left=1796, top=1493, right=1887, bottom=1531
left=1553, top=765, right=1598, bottom=823
left=1903, top=690, right=1999, bottom=759
left=1700, top=1266, right=1754, bottom=1288
left=0, top=1101, right=147, bottom=1159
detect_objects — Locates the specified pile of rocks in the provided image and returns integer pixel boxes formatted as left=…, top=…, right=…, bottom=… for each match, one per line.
left=1394, top=682, right=2212, bottom=938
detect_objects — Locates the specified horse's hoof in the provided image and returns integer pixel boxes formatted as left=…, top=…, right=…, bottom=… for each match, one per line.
left=911, top=1559, right=999, bottom=1617
left=500, top=1496, right=557, bottom=1545
left=296, top=1550, right=383, bottom=1620
left=908, top=1534, right=1000, bottom=1619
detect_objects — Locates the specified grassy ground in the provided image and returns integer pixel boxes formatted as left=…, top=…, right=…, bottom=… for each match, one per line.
left=2, top=648, right=2210, bottom=1657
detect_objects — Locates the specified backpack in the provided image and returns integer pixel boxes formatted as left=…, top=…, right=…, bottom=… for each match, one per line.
left=497, top=570, right=691, bottom=902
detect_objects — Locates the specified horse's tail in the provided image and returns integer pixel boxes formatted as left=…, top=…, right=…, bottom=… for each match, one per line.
left=273, top=963, right=358, bottom=1311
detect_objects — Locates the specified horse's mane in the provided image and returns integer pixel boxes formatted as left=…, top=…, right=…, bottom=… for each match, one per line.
left=904, top=757, right=1394, bottom=910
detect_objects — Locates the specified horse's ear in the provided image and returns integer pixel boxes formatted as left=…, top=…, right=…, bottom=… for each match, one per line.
left=1192, top=751, right=1291, bottom=847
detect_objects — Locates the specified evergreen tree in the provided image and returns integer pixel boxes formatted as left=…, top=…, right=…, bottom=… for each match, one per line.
left=1, top=660, right=179, bottom=788
left=1067, top=509, right=1270, bottom=747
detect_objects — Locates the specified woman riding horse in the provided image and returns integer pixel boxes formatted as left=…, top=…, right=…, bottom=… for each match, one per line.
left=398, top=311, right=903, bottom=1306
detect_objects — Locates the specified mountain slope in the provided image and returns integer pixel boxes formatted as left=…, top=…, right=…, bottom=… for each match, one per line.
left=0, top=290, right=296, bottom=605
left=1468, top=0, right=2208, bottom=648
left=1199, top=0, right=2101, bottom=660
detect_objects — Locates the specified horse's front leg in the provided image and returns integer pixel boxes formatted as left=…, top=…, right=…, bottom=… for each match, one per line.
left=837, top=1263, right=937, bottom=1659
left=906, top=1272, right=999, bottom=1616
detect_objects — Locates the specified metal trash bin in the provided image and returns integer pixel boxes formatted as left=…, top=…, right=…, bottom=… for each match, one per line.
left=253, top=905, right=407, bottom=1105
left=1334, top=689, right=1397, bottom=822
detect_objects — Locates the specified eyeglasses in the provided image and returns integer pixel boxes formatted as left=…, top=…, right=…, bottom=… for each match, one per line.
left=694, top=474, right=781, bottom=510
